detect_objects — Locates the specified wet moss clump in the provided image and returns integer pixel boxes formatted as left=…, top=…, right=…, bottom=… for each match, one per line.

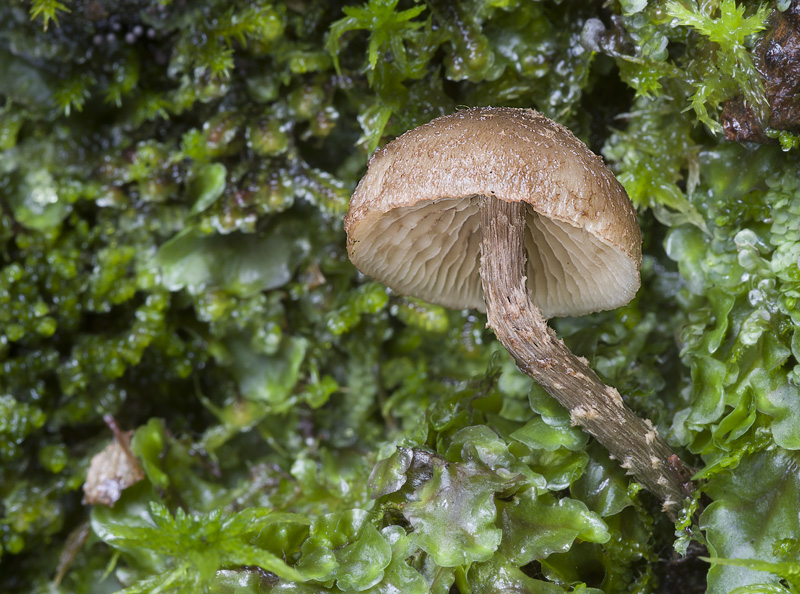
left=2, top=1, right=800, bottom=593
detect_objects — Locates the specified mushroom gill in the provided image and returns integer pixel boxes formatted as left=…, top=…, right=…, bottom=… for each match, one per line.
left=352, top=196, right=637, bottom=318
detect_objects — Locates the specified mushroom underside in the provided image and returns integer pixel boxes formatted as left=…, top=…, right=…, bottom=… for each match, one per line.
left=349, top=196, right=638, bottom=318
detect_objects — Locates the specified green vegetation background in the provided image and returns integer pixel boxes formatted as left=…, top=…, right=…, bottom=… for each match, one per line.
left=2, top=0, right=800, bottom=592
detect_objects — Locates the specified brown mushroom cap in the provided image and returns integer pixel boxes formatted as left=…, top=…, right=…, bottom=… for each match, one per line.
left=345, top=107, right=642, bottom=318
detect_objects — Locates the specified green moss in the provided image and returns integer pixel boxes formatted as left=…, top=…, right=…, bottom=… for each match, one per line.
left=29, top=0, right=71, bottom=32
left=2, top=0, right=799, bottom=593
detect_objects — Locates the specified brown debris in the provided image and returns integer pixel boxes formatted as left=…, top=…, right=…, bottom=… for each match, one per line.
left=53, top=520, right=91, bottom=586
left=82, top=415, right=144, bottom=507
left=300, top=261, right=327, bottom=290
left=722, top=1, right=800, bottom=143
left=720, top=97, right=775, bottom=144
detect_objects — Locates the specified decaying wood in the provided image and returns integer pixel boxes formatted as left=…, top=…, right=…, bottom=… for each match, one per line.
left=479, top=196, right=693, bottom=518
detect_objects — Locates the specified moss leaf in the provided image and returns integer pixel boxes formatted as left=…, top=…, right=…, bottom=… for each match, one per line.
left=404, top=460, right=505, bottom=567
left=701, top=449, right=800, bottom=594
left=498, top=490, right=610, bottom=566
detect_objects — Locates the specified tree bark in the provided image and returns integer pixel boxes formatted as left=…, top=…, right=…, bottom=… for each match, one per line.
left=478, top=196, right=693, bottom=518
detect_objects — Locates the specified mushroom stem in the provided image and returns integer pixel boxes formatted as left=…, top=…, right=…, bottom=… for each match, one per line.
left=479, top=196, right=693, bottom=518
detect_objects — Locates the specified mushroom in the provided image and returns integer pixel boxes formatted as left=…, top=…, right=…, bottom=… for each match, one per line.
left=345, top=107, right=693, bottom=516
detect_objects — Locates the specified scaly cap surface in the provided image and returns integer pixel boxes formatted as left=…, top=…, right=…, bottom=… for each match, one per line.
left=345, top=107, right=641, bottom=317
